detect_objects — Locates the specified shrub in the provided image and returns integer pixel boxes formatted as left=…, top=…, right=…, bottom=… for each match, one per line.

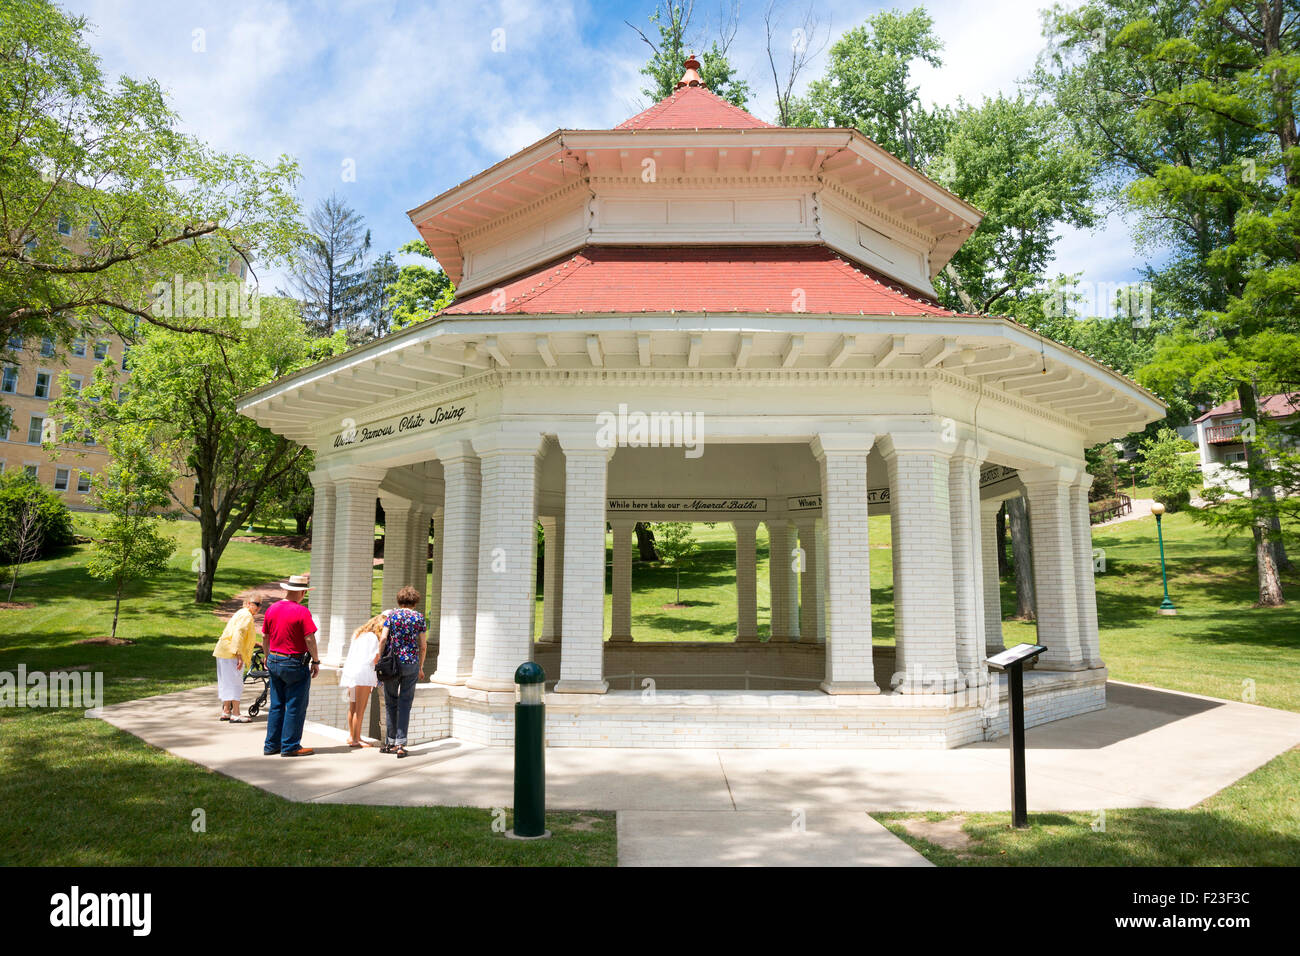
left=0, top=471, right=74, bottom=558
left=1140, top=427, right=1201, bottom=512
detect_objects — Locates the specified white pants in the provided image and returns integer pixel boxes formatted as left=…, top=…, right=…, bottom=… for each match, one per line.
left=216, top=657, right=244, bottom=703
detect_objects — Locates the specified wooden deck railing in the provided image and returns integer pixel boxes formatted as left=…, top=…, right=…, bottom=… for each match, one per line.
left=1089, top=493, right=1132, bottom=524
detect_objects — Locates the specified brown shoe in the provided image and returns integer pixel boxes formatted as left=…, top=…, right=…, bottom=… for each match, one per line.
left=282, top=747, right=314, bottom=757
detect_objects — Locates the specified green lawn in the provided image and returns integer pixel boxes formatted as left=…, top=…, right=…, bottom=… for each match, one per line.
left=0, top=516, right=614, bottom=866
left=2, top=506, right=1297, bottom=866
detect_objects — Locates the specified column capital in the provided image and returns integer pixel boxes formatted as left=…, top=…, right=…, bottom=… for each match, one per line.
left=1073, top=470, right=1096, bottom=492
left=979, top=496, right=1004, bottom=515
left=432, top=438, right=477, bottom=462
left=810, top=432, right=875, bottom=459
left=875, top=432, right=955, bottom=459
left=554, top=427, right=616, bottom=458
left=470, top=430, right=546, bottom=459
left=377, top=489, right=414, bottom=510
left=307, top=468, right=336, bottom=487
left=1019, top=464, right=1079, bottom=489
left=609, top=518, right=636, bottom=531
left=949, top=438, right=988, bottom=464
left=732, top=518, right=761, bottom=532
left=329, top=464, right=387, bottom=486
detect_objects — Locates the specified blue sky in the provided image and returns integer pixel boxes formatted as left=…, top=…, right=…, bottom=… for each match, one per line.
left=68, top=0, right=1146, bottom=296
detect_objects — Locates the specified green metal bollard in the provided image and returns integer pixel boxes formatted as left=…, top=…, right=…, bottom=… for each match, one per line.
left=508, top=661, right=550, bottom=840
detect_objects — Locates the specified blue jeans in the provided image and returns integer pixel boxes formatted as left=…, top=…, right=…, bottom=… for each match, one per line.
left=264, top=653, right=311, bottom=754
left=383, top=662, right=420, bottom=747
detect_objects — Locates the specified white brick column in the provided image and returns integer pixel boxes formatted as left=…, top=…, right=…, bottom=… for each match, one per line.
left=785, top=521, right=801, bottom=641
left=734, top=520, right=759, bottom=642
left=431, top=444, right=480, bottom=686
left=610, top=519, right=634, bottom=642
left=539, top=515, right=563, bottom=643
left=378, top=493, right=412, bottom=614
left=796, top=518, right=823, bottom=643
left=980, top=497, right=1006, bottom=656
left=1020, top=465, right=1086, bottom=670
left=949, top=443, right=988, bottom=688
left=409, top=508, right=430, bottom=620
left=1071, top=473, right=1103, bottom=668
left=879, top=434, right=960, bottom=694
left=813, top=435, right=880, bottom=693
left=468, top=433, right=544, bottom=693
left=555, top=435, right=613, bottom=693
left=326, top=467, right=384, bottom=665
left=427, top=508, right=443, bottom=644
left=306, top=470, right=335, bottom=653
left=766, top=519, right=792, bottom=641
left=816, top=519, right=828, bottom=642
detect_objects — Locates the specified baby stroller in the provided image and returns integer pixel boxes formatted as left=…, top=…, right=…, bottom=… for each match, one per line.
left=243, top=646, right=271, bottom=718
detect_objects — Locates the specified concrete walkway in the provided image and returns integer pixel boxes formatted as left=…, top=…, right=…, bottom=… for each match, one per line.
left=1092, top=497, right=1156, bottom=528
left=94, top=680, right=1300, bottom=866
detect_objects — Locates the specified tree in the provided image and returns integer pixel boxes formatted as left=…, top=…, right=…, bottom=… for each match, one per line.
left=289, top=194, right=370, bottom=338
left=1139, top=426, right=1201, bottom=513
left=654, top=521, right=698, bottom=604
left=84, top=425, right=177, bottom=638
left=1040, top=0, right=1300, bottom=605
left=1005, top=496, right=1036, bottom=619
left=0, top=474, right=68, bottom=600
left=932, top=94, right=1097, bottom=316
left=388, top=240, right=454, bottom=331
left=789, top=8, right=948, bottom=168
left=633, top=521, right=660, bottom=561
left=763, top=0, right=828, bottom=126
left=55, top=297, right=345, bottom=603
left=0, top=470, right=74, bottom=560
left=0, top=0, right=302, bottom=351
left=628, top=1, right=752, bottom=107
left=1086, top=441, right=1120, bottom=500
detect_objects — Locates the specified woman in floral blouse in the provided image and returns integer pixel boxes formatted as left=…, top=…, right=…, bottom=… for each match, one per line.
left=376, top=586, right=428, bottom=757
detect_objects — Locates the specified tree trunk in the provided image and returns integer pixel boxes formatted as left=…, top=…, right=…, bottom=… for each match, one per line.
left=1238, top=383, right=1285, bottom=605
left=634, top=522, right=659, bottom=562
left=111, top=583, right=123, bottom=640
left=1006, top=495, right=1036, bottom=619
left=996, top=503, right=1008, bottom=576
left=295, top=510, right=310, bottom=536
left=7, top=566, right=17, bottom=602
left=675, top=568, right=681, bottom=605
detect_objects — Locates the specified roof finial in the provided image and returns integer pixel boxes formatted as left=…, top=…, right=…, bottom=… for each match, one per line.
left=675, top=55, right=706, bottom=90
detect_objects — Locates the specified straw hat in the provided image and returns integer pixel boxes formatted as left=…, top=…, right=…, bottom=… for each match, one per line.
left=279, top=574, right=312, bottom=592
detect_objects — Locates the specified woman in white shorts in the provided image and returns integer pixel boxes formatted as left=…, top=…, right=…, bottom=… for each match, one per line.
left=341, top=615, right=383, bottom=747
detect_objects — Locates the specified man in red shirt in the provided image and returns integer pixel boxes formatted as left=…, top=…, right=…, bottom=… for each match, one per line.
left=261, top=574, right=320, bottom=757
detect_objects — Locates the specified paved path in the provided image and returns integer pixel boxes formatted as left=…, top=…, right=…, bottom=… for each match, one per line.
left=1092, top=498, right=1156, bottom=528
left=94, top=680, right=1300, bottom=866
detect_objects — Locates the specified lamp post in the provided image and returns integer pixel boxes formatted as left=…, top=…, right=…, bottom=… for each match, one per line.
left=508, top=661, right=550, bottom=840
left=1151, top=501, right=1177, bottom=615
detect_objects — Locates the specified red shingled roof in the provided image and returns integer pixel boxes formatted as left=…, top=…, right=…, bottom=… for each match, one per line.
left=441, top=245, right=953, bottom=316
left=1193, top=392, right=1300, bottom=424
left=616, top=84, right=773, bottom=130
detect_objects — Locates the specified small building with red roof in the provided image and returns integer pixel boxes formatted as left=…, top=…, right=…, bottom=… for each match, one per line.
left=239, top=60, right=1165, bottom=750
left=1194, top=392, right=1299, bottom=492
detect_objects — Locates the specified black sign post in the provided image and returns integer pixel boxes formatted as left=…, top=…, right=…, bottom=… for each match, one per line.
left=985, top=642, right=1047, bottom=828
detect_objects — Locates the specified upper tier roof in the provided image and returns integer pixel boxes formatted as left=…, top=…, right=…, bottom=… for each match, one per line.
left=616, top=83, right=773, bottom=131
left=443, top=245, right=954, bottom=316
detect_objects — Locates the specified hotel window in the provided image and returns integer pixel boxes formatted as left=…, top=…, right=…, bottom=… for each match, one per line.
left=25, top=464, right=38, bottom=479
left=40, top=337, right=55, bottom=357
left=66, top=376, right=82, bottom=397
left=1, top=366, right=16, bottom=394
left=121, top=349, right=129, bottom=371
left=77, top=472, right=91, bottom=493
left=34, top=371, right=51, bottom=399
left=57, top=214, right=71, bottom=236
left=82, top=429, right=94, bottom=446
left=71, top=337, right=85, bottom=357
left=6, top=334, right=21, bottom=350
left=88, top=219, right=101, bottom=239
left=54, top=467, right=69, bottom=491
left=24, top=238, right=37, bottom=253
left=93, top=340, right=109, bottom=360
left=27, top=416, right=44, bottom=444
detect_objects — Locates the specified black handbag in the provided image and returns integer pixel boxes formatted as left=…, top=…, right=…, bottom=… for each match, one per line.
left=375, top=639, right=401, bottom=682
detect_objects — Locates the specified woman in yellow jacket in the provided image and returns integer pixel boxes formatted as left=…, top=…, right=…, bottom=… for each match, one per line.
left=213, top=597, right=262, bottom=723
